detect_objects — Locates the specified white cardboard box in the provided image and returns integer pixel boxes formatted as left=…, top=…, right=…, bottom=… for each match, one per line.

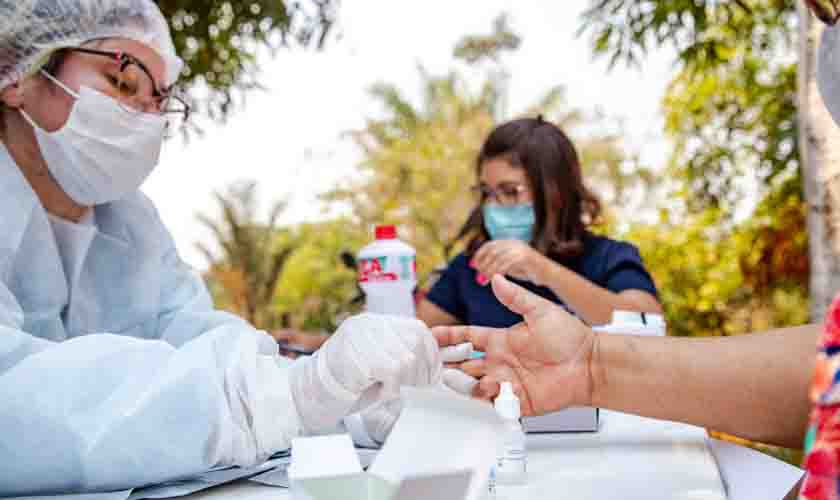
left=288, top=387, right=504, bottom=500
left=522, top=407, right=599, bottom=433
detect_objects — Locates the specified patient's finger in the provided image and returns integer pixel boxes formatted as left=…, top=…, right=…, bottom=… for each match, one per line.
left=473, top=376, right=501, bottom=401
left=445, top=362, right=467, bottom=369
left=433, top=325, right=495, bottom=351
left=458, top=359, right=487, bottom=379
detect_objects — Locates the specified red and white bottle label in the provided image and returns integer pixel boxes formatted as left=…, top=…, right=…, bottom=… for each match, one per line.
left=358, top=255, right=416, bottom=283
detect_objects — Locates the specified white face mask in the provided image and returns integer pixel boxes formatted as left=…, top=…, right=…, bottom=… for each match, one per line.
left=20, top=71, right=166, bottom=206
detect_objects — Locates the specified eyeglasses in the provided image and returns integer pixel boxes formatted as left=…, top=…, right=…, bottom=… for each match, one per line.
left=471, top=182, right=531, bottom=206
left=53, top=47, right=190, bottom=125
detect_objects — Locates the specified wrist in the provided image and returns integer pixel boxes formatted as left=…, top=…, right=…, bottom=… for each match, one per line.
left=587, top=332, right=631, bottom=410
left=578, top=328, right=600, bottom=408
left=530, top=251, right=554, bottom=287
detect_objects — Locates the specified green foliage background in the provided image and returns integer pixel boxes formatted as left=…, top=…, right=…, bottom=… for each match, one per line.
left=156, top=0, right=338, bottom=122
left=191, top=0, right=811, bottom=346
left=581, top=0, right=809, bottom=339
left=184, top=2, right=811, bottom=462
left=580, top=0, right=810, bottom=463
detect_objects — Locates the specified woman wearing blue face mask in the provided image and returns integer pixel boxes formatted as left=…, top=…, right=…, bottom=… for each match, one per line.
left=0, top=1, right=442, bottom=497
left=417, top=116, right=662, bottom=328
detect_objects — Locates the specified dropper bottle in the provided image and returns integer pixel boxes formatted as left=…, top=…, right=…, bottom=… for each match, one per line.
left=494, top=382, right=528, bottom=485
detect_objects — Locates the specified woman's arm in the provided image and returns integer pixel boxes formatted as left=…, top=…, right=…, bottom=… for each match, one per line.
left=417, top=255, right=471, bottom=328
left=537, top=257, right=662, bottom=324
left=417, top=299, right=461, bottom=328
left=472, top=240, right=661, bottom=325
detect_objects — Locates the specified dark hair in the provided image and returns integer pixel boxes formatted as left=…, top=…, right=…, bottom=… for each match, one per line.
left=457, top=116, right=602, bottom=259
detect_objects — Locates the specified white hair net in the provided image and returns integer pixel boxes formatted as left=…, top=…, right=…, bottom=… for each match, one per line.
left=0, top=0, right=184, bottom=92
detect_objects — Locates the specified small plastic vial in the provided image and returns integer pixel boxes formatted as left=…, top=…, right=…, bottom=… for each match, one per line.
left=493, top=382, right=527, bottom=485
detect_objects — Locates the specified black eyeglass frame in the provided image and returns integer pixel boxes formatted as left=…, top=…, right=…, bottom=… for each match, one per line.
left=52, top=46, right=191, bottom=122
left=471, top=182, right=531, bottom=206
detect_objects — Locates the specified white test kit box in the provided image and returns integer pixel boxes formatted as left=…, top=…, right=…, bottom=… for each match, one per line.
left=288, top=387, right=504, bottom=500
left=522, top=311, right=665, bottom=434
left=523, top=407, right=599, bottom=433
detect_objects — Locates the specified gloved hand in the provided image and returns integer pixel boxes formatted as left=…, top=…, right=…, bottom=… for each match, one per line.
left=289, top=313, right=442, bottom=436
left=357, top=397, right=403, bottom=445
left=356, top=341, right=481, bottom=444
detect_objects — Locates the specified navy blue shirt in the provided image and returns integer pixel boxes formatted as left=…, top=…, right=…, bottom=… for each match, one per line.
left=426, top=235, right=658, bottom=328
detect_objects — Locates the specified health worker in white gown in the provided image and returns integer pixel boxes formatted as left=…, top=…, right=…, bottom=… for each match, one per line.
left=0, top=0, right=443, bottom=496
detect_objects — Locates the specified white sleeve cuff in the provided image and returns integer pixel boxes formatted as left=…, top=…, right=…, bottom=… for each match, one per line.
left=250, top=354, right=303, bottom=460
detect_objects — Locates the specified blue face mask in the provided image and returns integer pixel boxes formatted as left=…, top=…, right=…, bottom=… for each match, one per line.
left=483, top=203, right=536, bottom=241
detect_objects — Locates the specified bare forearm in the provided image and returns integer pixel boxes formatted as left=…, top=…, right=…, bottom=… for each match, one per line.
left=416, top=300, right=460, bottom=328
left=540, top=259, right=659, bottom=324
left=590, top=325, right=819, bottom=448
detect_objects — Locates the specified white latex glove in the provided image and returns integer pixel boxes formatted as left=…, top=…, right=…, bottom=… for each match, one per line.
left=358, top=398, right=403, bottom=445
left=290, top=313, right=442, bottom=436
left=440, top=342, right=480, bottom=396
left=357, top=342, right=481, bottom=444
left=353, top=342, right=480, bottom=444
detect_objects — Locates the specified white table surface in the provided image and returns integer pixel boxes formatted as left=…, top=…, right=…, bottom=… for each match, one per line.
left=184, top=410, right=727, bottom=500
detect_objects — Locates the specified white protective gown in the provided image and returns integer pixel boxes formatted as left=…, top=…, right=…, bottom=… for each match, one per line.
left=0, top=144, right=303, bottom=496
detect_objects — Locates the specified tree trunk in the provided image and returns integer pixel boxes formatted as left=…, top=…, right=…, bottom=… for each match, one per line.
left=798, top=4, right=840, bottom=322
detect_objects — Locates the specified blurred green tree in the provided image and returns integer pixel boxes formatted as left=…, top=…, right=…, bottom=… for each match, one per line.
left=581, top=0, right=814, bottom=463
left=156, top=0, right=338, bottom=123
left=325, top=16, right=654, bottom=289
left=453, top=12, right=520, bottom=120
left=453, top=12, right=521, bottom=65
left=582, top=0, right=798, bottom=213
left=324, top=70, right=649, bottom=289
left=322, top=68, right=497, bottom=283
left=580, top=0, right=812, bottom=325
left=197, top=14, right=654, bottom=333
left=197, top=181, right=294, bottom=329
left=628, top=179, right=808, bottom=339
left=273, top=219, right=368, bottom=332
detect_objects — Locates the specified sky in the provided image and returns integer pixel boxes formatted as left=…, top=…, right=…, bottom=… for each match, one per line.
left=144, top=0, right=677, bottom=270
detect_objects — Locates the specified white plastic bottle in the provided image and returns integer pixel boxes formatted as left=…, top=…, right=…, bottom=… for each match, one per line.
left=357, top=225, right=417, bottom=317
left=493, top=382, right=527, bottom=485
